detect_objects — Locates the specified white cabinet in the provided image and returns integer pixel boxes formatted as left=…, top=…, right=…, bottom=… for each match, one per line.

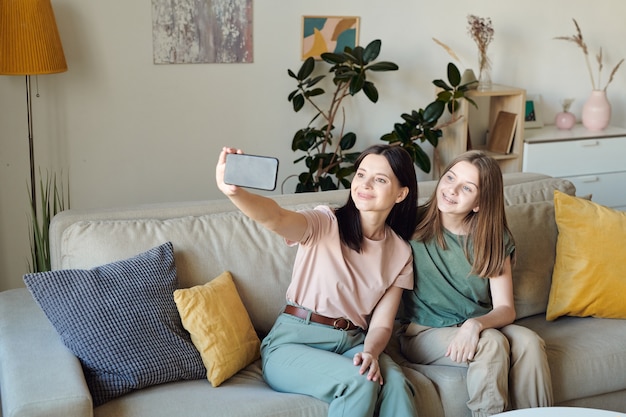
left=523, top=124, right=626, bottom=210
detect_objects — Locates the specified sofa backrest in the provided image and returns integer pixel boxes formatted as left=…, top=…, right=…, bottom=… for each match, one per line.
left=48, top=172, right=574, bottom=335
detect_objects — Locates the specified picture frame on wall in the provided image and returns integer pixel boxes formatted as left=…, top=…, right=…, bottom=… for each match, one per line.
left=525, top=95, right=544, bottom=129
left=301, top=16, right=360, bottom=60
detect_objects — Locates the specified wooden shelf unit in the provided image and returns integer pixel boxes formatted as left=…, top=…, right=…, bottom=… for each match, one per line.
left=436, top=85, right=526, bottom=175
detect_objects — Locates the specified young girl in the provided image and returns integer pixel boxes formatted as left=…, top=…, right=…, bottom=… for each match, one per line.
left=400, top=151, right=553, bottom=416
left=216, top=144, right=418, bottom=417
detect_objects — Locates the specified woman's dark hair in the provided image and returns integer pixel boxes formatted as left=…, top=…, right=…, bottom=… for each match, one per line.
left=335, top=144, right=418, bottom=252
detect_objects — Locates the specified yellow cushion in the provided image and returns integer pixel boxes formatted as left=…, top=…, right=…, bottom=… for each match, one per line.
left=173, top=271, right=260, bottom=386
left=546, top=191, right=626, bottom=320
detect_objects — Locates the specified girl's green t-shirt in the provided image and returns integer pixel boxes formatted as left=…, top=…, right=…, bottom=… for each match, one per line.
left=401, top=229, right=514, bottom=328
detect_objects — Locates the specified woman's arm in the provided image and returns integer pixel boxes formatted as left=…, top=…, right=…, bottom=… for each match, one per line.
left=446, top=256, right=516, bottom=363
left=216, top=147, right=308, bottom=242
left=353, top=285, right=404, bottom=385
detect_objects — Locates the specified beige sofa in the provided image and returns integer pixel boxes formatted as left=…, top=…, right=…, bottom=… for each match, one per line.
left=1, top=172, right=625, bottom=417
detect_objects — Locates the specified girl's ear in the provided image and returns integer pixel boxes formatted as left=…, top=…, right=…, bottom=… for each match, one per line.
left=395, top=186, right=409, bottom=203
left=472, top=206, right=480, bottom=213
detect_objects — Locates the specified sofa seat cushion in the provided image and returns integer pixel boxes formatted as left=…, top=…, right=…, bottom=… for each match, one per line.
left=94, top=361, right=329, bottom=417
left=518, top=314, right=626, bottom=404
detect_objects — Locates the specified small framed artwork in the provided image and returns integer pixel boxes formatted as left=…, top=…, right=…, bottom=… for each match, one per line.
left=525, top=95, right=544, bottom=129
left=301, top=16, right=360, bottom=60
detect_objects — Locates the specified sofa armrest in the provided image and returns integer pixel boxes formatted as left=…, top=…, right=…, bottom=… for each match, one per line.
left=0, top=289, right=92, bottom=417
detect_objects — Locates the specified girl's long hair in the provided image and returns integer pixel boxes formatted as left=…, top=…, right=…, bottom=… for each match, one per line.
left=414, top=150, right=514, bottom=277
left=335, top=144, right=418, bottom=252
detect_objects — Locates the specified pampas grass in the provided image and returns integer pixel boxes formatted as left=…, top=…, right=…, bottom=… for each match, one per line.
left=555, top=18, right=624, bottom=91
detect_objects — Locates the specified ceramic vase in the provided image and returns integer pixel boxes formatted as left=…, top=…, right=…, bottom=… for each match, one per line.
left=555, top=111, right=576, bottom=130
left=582, top=90, right=611, bottom=131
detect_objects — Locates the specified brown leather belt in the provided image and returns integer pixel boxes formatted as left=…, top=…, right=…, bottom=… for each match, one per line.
left=283, top=305, right=360, bottom=331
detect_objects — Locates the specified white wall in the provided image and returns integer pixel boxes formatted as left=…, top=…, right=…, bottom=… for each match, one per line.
left=1, top=0, right=625, bottom=290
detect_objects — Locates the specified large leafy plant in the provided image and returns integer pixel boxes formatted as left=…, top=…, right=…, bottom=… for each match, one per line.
left=286, top=39, right=398, bottom=192
left=381, top=62, right=477, bottom=173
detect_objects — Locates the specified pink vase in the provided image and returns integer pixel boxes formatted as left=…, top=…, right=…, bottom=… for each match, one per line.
left=555, top=111, right=576, bottom=130
left=582, top=90, right=611, bottom=130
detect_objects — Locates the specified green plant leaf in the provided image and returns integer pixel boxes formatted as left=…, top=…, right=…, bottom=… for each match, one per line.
left=366, top=62, right=399, bottom=72
left=362, top=81, right=379, bottom=103
left=287, top=69, right=297, bottom=79
left=436, top=90, right=453, bottom=103
left=319, top=176, right=338, bottom=191
left=447, top=62, right=461, bottom=87
left=433, top=79, right=452, bottom=91
left=363, top=39, right=382, bottom=63
left=349, top=73, right=365, bottom=95
left=350, top=46, right=364, bottom=64
left=343, top=152, right=362, bottom=163
left=306, top=75, right=326, bottom=88
left=321, top=52, right=345, bottom=64
left=305, top=88, right=325, bottom=98
left=423, top=101, right=445, bottom=124
left=292, top=94, right=305, bottom=112
left=413, top=145, right=431, bottom=173
left=339, top=132, right=357, bottom=150
left=297, top=57, right=315, bottom=80
left=424, top=127, right=442, bottom=147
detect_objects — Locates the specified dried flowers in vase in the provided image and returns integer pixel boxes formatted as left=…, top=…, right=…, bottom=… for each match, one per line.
left=467, top=14, right=494, bottom=91
left=555, top=19, right=624, bottom=92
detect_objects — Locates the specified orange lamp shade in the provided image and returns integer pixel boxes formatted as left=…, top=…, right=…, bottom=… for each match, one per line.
left=0, top=0, right=67, bottom=75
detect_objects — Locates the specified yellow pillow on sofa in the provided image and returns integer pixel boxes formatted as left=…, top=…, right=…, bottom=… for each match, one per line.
left=174, top=271, right=260, bottom=386
left=546, top=191, right=626, bottom=320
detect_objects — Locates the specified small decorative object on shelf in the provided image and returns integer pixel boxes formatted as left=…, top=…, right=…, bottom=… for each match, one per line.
left=467, top=14, right=494, bottom=91
left=555, top=19, right=624, bottom=131
left=555, top=98, right=576, bottom=130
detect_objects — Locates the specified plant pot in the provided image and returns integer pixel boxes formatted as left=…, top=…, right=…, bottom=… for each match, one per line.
left=582, top=90, right=611, bottom=131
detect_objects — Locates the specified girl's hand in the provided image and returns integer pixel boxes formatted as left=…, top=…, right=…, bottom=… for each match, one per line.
left=353, top=351, right=383, bottom=385
left=445, top=318, right=481, bottom=363
left=216, top=147, right=242, bottom=196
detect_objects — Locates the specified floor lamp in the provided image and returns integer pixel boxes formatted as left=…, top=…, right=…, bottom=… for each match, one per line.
left=0, top=0, right=68, bottom=217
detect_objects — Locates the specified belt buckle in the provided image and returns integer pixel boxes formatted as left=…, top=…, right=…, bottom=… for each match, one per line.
left=333, top=317, right=351, bottom=331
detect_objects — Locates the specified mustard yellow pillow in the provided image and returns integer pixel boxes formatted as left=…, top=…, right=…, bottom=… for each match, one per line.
left=173, top=271, right=260, bottom=386
left=546, top=191, right=626, bottom=320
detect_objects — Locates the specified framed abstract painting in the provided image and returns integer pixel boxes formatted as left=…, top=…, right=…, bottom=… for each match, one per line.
left=301, top=16, right=360, bottom=60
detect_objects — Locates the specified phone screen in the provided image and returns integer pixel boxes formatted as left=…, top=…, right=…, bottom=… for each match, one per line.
left=224, top=153, right=279, bottom=191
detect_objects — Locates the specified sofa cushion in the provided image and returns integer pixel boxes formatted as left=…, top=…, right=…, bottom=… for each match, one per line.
left=518, top=314, right=626, bottom=404
left=506, top=200, right=558, bottom=319
left=503, top=177, right=575, bottom=205
left=547, top=191, right=626, bottom=320
left=23, top=242, right=205, bottom=406
left=174, top=271, right=261, bottom=387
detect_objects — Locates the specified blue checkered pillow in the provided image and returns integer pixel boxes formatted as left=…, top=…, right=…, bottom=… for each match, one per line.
left=23, top=242, right=205, bottom=406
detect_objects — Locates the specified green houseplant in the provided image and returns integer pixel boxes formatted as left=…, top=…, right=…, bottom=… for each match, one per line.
left=381, top=62, right=477, bottom=173
left=286, top=39, right=398, bottom=192
left=28, top=171, right=69, bottom=272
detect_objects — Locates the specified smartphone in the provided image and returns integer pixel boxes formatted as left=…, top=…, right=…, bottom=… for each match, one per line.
left=224, top=153, right=279, bottom=191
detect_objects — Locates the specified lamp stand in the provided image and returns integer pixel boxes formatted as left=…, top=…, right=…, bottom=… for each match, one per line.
left=25, top=74, right=37, bottom=217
